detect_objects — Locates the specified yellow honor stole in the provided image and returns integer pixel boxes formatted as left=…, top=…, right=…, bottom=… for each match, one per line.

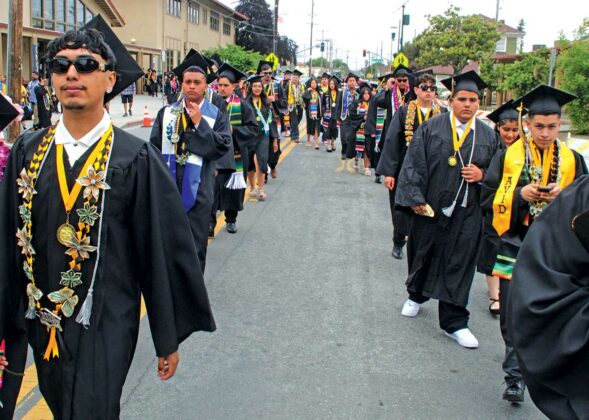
left=492, top=138, right=576, bottom=236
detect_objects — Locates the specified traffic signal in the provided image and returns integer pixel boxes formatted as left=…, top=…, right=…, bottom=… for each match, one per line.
left=362, top=49, right=366, bottom=57
left=320, top=42, right=325, bottom=52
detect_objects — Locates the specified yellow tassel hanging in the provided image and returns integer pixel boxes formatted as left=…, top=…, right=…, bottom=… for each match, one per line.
left=43, top=328, right=59, bottom=361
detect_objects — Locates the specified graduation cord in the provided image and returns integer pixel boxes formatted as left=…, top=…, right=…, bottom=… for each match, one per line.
left=442, top=122, right=477, bottom=218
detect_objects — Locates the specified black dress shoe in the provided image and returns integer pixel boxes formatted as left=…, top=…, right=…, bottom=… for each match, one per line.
left=392, top=245, right=404, bottom=259
left=503, top=378, right=525, bottom=403
left=208, top=224, right=215, bottom=238
left=226, top=222, right=237, bottom=234
left=374, top=175, right=382, bottom=184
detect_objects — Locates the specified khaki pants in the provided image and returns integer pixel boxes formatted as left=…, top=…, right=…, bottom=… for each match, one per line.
left=33, top=103, right=39, bottom=126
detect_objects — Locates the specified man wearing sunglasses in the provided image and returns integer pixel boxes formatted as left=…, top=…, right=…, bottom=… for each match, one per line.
left=377, top=74, right=446, bottom=261
left=258, top=60, right=283, bottom=179
left=0, top=22, right=216, bottom=418
left=394, top=70, right=500, bottom=349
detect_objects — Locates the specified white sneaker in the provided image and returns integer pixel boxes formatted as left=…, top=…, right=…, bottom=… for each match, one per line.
left=401, top=299, right=421, bottom=317
left=445, top=328, right=479, bottom=349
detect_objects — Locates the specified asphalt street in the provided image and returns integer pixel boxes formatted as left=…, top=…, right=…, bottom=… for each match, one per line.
left=115, top=126, right=544, bottom=420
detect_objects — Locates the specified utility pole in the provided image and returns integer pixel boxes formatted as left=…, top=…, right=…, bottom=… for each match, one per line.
left=7, top=0, right=23, bottom=142
left=273, top=0, right=279, bottom=53
left=495, top=0, right=500, bottom=21
left=308, top=0, right=314, bottom=76
left=399, top=4, right=405, bottom=52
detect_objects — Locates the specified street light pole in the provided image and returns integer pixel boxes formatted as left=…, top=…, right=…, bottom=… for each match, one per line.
left=308, top=0, right=314, bottom=76
left=7, top=0, right=23, bottom=142
left=273, top=0, right=279, bottom=54
left=400, top=4, right=405, bottom=52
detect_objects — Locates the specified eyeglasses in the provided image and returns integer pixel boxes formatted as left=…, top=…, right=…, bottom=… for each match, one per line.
left=396, top=78, right=408, bottom=83
left=48, top=56, right=111, bottom=74
left=418, top=85, right=437, bottom=92
left=262, top=71, right=273, bottom=76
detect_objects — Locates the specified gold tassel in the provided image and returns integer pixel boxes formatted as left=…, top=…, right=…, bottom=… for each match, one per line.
left=517, top=102, right=525, bottom=142
left=43, top=328, right=59, bottom=361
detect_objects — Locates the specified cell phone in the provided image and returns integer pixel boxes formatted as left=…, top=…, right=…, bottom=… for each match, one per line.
left=537, top=186, right=553, bottom=193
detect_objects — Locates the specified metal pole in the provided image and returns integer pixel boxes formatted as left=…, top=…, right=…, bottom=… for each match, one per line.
left=400, top=5, right=405, bottom=52
left=273, top=0, right=279, bottom=53
left=7, top=0, right=23, bottom=142
left=548, top=48, right=557, bottom=86
left=495, top=0, right=500, bottom=21
left=308, top=0, right=314, bottom=76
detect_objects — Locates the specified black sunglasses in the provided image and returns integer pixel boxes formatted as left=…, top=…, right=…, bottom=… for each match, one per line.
left=262, top=71, right=273, bottom=76
left=418, top=85, right=437, bottom=92
left=48, top=56, right=111, bottom=74
left=396, top=78, right=408, bottom=83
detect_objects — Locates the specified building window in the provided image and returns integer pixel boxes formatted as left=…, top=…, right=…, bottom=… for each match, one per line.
left=166, top=49, right=175, bottom=72
left=223, top=17, right=231, bottom=36
left=210, top=11, right=219, bottom=31
left=31, top=0, right=93, bottom=32
left=167, top=0, right=181, bottom=17
left=496, top=37, right=507, bottom=53
left=188, top=2, right=199, bottom=24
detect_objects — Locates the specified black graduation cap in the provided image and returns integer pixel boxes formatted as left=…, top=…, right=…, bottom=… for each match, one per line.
left=516, top=84, right=577, bottom=115
left=293, top=69, right=304, bottom=77
left=206, top=73, right=218, bottom=84
left=247, top=74, right=264, bottom=84
left=82, top=15, right=144, bottom=103
left=392, top=65, right=412, bottom=78
left=378, top=73, right=394, bottom=82
left=329, top=75, right=342, bottom=86
left=486, top=99, right=525, bottom=124
left=441, top=70, right=488, bottom=96
left=284, top=69, right=293, bottom=75
left=218, top=62, right=246, bottom=84
left=345, top=72, right=359, bottom=82
left=321, top=72, right=331, bottom=79
left=305, top=77, right=318, bottom=89
left=173, top=50, right=209, bottom=80
left=257, top=60, right=274, bottom=74
left=370, top=81, right=379, bottom=87
left=358, top=82, right=372, bottom=93
left=0, top=94, right=20, bottom=131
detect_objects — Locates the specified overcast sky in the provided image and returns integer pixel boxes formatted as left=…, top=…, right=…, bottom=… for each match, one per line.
left=222, top=0, right=588, bottom=70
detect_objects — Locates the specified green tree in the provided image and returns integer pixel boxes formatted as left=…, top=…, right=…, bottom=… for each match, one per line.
left=502, top=48, right=551, bottom=97
left=309, top=57, right=328, bottom=67
left=412, top=6, right=500, bottom=71
left=559, top=20, right=589, bottom=133
left=203, top=44, right=263, bottom=72
left=331, top=59, right=350, bottom=77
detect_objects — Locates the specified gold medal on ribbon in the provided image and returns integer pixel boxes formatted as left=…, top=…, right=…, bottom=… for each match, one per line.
left=56, top=223, right=76, bottom=246
left=448, top=155, right=458, bottom=167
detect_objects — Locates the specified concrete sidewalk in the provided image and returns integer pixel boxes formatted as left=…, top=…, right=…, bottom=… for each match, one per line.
left=22, top=93, right=165, bottom=132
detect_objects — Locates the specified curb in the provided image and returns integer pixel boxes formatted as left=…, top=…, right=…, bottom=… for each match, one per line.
left=119, top=118, right=154, bottom=129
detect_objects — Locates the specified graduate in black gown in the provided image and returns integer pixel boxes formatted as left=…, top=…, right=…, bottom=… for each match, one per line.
left=377, top=73, right=445, bottom=260
left=373, top=66, right=413, bottom=143
left=364, top=78, right=387, bottom=182
left=335, top=73, right=359, bottom=161
left=34, top=76, right=53, bottom=129
left=320, top=75, right=340, bottom=153
left=302, top=78, right=323, bottom=149
left=481, top=86, right=587, bottom=404
left=246, top=75, right=277, bottom=201
left=395, top=71, right=500, bottom=349
left=258, top=61, right=282, bottom=179
left=508, top=175, right=589, bottom=419
left=210, top=63, right=258, bottom=234
left=0, top=22, right=215, bottom=419
left=150, top=51, right=232, bottom=273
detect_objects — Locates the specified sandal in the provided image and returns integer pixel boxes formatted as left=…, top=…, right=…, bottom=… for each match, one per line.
left=489, top=298, right=500, bottom=317
left=258, top=189, right=267, bottom=201
left=364, top=168, right=371, bottom=176
left=249, top=188, right=258, bottom=198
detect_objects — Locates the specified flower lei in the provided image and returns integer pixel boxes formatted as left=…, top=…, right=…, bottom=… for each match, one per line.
left=0, top=140, right=9, bottom=182
left=524, top=136, right=561, bottom=217
left=252, top=97, right=272, bottom=136
left=391, top=82, right=408, bottom=112
left=16, top=125, right=113, bottom=360
left=404, top=100, right=442, bottom=144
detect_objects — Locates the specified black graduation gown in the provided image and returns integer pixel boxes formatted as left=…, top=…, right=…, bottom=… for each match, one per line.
left=150, top=102, right=232, bottom=272
left=0, top=127, right=216, bottom=419
left=320, top=90, right=339, bottom=141
left=245, top=96, right=273, bottom=172
left=34, top=85, right=52, bottom=129
left=507, top=175, right=589, bottom=420
left=345, top=99, right=369, bottom=159
left=396, top=114, right=500, bottom=306
left=263, top=82, right=282, bottom=167
left=373, top=88, right=410, bottom=143
left=479, top=145, right=587, bottom=274
left=216, top=98, right=258, bottom=212
left=302, top=90, right=322, bottom=135
left=336, top=89, right=359, bottom=155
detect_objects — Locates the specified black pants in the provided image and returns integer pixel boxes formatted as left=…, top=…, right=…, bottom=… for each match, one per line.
left=389, top=188, right=409, bottom=247
left=409, top=291, right=470, bottom=333
left=500, top=279, right=522, bottom=380
left=225, top=209, right=238, bottom=223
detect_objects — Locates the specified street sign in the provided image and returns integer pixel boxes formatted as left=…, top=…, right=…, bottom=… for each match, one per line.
left=265, top=53, right=280, bottom=70
left=393, top=52, right=409, bottom=69
left=371, top=58, right=384, bottom=64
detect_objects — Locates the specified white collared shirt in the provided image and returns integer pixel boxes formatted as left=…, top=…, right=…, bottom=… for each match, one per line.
left=450, top=112, right=476, bottom=138
left=54, top=110, right=112, bottom=166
